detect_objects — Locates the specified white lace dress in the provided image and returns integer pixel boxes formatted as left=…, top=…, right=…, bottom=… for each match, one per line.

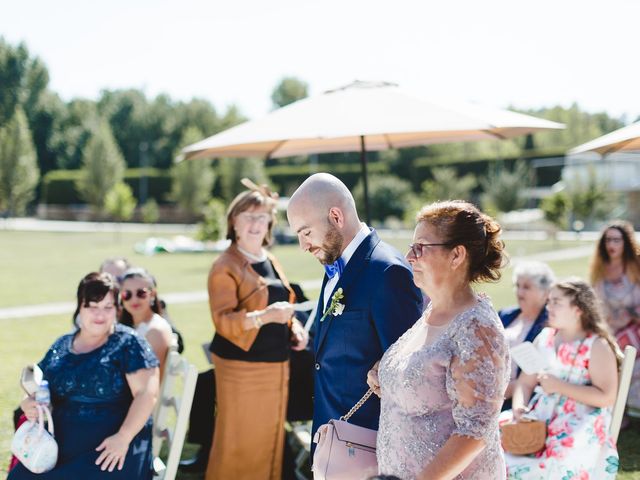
left=377, top=296, right=510, bottom=479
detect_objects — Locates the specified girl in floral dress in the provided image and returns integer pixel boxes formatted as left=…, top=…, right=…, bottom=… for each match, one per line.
left=502, top=279, right=622, bottom=480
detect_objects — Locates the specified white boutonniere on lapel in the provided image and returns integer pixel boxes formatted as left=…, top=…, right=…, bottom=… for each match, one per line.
left=319, top=288, right=345, bottom=322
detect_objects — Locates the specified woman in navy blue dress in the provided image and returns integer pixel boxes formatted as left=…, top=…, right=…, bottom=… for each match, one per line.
left=9, top=272, right=160, bottom=479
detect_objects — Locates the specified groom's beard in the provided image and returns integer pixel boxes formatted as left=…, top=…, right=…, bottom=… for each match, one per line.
left=319, top=222, right=344, bottom=265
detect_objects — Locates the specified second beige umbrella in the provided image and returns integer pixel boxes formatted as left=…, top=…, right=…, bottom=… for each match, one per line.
left=569, top=121, right=640, bottom=156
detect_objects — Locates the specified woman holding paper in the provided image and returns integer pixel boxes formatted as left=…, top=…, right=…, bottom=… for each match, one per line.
left=205, top=179, right=307, bottom=480
left=499, top=261, right=555, bottom=407
left=502, top=278, right=621, bottom=479
left=368, top=200, right=510, bottom=479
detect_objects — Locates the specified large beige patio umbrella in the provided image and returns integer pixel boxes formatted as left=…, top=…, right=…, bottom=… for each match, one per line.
left=181, top=81, right=564, bottom=222
left=568, top=121, right=640, bottom=156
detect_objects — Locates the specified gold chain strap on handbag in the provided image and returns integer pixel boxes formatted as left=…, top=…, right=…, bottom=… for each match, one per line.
left=340, top=388, right=374, bottom=421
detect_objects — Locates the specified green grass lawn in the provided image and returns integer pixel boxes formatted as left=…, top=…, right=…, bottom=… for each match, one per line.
left=1, top=229, right=638, bottom=479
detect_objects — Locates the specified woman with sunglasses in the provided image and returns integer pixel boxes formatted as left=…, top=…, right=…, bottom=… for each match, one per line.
left=119, top=268, right=174, bottom=377
left=9, top=272, right=159, bottom=479
left=204, top=179, right=308, bottom=480
left=367, top=200, right=510, bottom=479
left=590, top=220, right=640, bottom=414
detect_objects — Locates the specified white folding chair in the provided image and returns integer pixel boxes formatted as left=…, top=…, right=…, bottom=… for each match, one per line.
left=286, top=420, right=312, bottom=480
left=152, top=343, right=198, bottom=480
left=610, top=345, right=637, bottom=443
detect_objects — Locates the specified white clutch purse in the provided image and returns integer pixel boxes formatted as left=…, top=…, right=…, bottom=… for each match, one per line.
left=20, top=364, right=43, bottom=396
left=11, top=404, right=58, bottom=473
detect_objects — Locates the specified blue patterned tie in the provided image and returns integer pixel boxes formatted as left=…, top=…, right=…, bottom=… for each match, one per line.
left=324, top=256, right=345, bottom=279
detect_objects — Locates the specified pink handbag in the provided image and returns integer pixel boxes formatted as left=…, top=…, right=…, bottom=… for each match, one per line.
left=312, top=389, right=378, bottom=480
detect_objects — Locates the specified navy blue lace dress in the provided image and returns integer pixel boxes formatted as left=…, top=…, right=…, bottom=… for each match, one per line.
left=9, top=324, right=159, bottom=479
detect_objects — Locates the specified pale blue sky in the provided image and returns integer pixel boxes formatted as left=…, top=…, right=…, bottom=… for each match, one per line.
left=2, top=0, right=638, bottom=122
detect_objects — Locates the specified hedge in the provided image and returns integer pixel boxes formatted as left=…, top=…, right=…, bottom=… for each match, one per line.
left=42, top=168, right=172, bottom=204
left=267, top=161, right=390, bottom=195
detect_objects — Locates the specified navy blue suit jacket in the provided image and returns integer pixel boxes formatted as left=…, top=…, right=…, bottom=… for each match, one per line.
left=312, top=229, right=423, bottom=437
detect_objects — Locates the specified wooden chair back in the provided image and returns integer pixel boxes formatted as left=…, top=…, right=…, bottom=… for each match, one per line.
left=610, top=345, right=637, bottom=443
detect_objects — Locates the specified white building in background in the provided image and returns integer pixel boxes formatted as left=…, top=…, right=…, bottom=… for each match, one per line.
left=562, top=151, right=640, bottom=226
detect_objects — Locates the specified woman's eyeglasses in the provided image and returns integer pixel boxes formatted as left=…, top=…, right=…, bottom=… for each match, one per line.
left=604, top=237, right=623, bottom=244
left=237, top=212, right=271, bottom=224
left=121, top=288, right=151, bottom=301
left=407, top=242, right=451, bottom=258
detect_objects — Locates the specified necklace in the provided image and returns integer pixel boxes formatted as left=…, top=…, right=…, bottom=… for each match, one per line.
left=238, top=245, right=267, bottom=263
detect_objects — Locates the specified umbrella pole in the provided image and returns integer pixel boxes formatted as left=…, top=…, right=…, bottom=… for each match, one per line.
left=360, top=135, right=371, bottom=225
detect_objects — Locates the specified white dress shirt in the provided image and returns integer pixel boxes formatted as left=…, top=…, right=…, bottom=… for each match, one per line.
left=323, top=223, right=371, bottom=309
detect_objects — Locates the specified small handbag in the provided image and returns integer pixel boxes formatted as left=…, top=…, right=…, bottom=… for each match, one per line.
left=11, top=404, right=58, bottom=473
left=312, top=388, right=378, bottom=480
left=501, top=338, right=585, bottom=456
left=500, top=419, right=547, bottom=455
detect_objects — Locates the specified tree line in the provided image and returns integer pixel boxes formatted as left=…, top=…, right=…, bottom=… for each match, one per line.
left=0, top=37, right=632, bottom=232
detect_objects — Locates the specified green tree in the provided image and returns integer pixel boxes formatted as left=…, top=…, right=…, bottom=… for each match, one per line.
left=198, top=198, right=227, bottom=241
left=169, top=127, right=215, bottom=215
left=0, top=39, right=49, bottom=123
left=480, top=160, right=530, bottom=213
left=98, top=89, right=150, bottom=169
left=76, top=120, right=125, bottom=212
left=29, top=91, right=66, bottom=174
left=271, top=76, right=308, bottom=109
left=421, top=167, right=477, bottom=202
left=22, top=56, right=49, bottom=121
left=0, top=107, right=40, bottom=215
left=516, top=103, right=625, bottom=151
left=566, top=166, right=612, bottom=226
left=353, top=175, right=415, bottom=224
left=217, top=157, right=268, bottom=202
left=54, top=99, right=99, bottom=169
left=0, top=38, right=30, bottom=125
left=140, top=198, right=160, bottom=224
left=104, top=182, right=136, bottom=222
left=540, top=191, right=570, bottom=231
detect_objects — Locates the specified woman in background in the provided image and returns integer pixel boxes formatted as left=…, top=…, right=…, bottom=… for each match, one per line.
left=205, top=179, right=307, bottom=480
left=119, top=268, right=174, bottom=377
left=590, top=220, right=640, bottom=412
left=502, top=278, right=621, bottom=479
left=499, top=261, right=555, bottom=407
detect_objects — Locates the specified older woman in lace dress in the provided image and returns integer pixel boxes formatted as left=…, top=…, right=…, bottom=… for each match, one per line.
left=368, top=201, right=510, bottom=480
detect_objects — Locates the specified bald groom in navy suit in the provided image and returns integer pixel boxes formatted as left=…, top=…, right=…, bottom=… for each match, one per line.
left=287, top=173, right=423, bottom=439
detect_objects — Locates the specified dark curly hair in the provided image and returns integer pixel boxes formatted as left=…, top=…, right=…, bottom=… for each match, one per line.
left=416, top=200, right=507, bottom=283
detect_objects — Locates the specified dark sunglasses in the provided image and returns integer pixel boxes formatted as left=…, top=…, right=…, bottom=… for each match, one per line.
left=407, top=242, right=451, bottom=258
left=121, top=288, right=151, bottom=301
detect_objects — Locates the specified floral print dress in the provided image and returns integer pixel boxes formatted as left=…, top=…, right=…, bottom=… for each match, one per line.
left=501, top=327, right=619, bottom=480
